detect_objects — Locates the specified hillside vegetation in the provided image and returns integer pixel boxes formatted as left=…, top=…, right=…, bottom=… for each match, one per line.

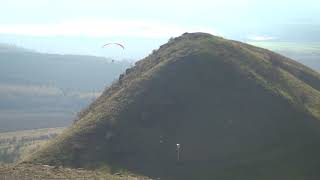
left=0, top=163, right=150, bottom=179
left=28, top=33, right=320, bottom=180
left=0, top=128, right=64, bottom=164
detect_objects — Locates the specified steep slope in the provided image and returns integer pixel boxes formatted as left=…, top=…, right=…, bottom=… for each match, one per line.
left=29, top=33, right=320, bottom=180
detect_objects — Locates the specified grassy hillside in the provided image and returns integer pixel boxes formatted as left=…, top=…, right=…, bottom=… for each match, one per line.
left=0, top=127, right=64, bottom=164
left=0, top=45, right=130, bottom=131
left=0, top=163, right=150, bottom=179
left=29, top=33, right=320, bottom=179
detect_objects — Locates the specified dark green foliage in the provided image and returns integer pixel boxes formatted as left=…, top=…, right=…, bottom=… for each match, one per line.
left=28, top=33, right=320, bottom=179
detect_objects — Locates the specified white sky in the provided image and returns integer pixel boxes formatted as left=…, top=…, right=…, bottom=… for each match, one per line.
left=0, top=0, right=319, bottom=59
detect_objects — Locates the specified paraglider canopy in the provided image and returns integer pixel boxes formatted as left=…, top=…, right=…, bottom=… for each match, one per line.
left=102, top=43, right=125, bottom=50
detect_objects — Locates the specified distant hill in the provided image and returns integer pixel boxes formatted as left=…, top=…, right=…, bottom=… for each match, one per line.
left=0, top=43, right=32, bottom=53
left=0, top=45, right=130, bottom=91
left=29, top=33, right=320, bottom=180
left=0, top=45, right=130, bottom=132
left=247, top=41, right=320, bottom=71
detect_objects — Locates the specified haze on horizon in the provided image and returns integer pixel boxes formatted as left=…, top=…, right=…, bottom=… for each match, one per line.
left=0, top=0, right=319, bottom=60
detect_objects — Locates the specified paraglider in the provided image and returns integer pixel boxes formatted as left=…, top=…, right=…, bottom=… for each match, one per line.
left=102, top=43, right=125, bottom=50
left=102, top=42, right=125, bottom=62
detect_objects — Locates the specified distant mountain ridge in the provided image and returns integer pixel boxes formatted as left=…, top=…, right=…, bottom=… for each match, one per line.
left=29, top=33, right=320, bottom=180
left=0, top=45, right=130, bottom=91
left=0, top=44, right=130, bottom=132
left=0, top=43, right=33, bottom=53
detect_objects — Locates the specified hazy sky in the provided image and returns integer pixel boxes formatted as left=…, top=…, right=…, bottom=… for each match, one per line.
left=0, top=0, right=319, bottom=59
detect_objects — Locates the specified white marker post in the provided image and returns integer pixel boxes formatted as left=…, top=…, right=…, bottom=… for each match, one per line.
left=176, top=144, right=181, bottom=161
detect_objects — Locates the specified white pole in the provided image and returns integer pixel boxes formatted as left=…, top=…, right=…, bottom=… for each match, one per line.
left=176, top=144, right=181, bottom=161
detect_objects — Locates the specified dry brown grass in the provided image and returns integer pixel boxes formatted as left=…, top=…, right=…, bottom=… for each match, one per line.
left=0, top=163, right=150, bottom=180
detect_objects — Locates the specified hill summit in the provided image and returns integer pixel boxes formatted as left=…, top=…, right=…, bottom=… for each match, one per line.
left=29, top=33, right=320, bottom=179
